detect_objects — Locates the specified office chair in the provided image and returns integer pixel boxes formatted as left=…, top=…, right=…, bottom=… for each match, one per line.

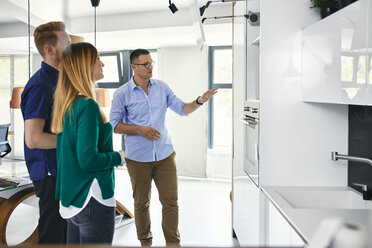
left=0, top=123, right=11, bottom=165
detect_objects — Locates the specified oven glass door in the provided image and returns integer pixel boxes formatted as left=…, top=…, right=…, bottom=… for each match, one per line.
left=243, top=117, right=259, bottom=186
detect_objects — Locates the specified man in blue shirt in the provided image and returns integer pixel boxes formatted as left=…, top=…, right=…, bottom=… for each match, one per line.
left=110, top=49, right=217, bottom=246
left=21, top=21, right=70, bottom=244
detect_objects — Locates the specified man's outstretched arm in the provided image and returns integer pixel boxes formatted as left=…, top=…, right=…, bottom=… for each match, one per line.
left=183, top=88, right=218, bottom=115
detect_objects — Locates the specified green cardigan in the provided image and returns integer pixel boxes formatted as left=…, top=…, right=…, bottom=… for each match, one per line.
left=56, top=97, right=121, bottom=208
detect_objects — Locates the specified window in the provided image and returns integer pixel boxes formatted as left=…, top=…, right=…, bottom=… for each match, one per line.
left=0, top=55, right=29, bottom=159
left=14, top=56, right=29, bottom=86
left=97, top=52, right=123, bottom=88
left=208, top=46, right=232, bottom=150
left=0, top=57, right=11, bottom=88
left=0, top=57, right=11, bottom=124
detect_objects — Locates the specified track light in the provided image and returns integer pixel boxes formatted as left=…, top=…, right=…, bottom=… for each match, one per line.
left=199, top=0, right=246, bottom=17
left=201, top=15, right=242, bottom=24
left=169, top=0, right=178, bottom=14
left=90, top=0, right=100, bottom=7
left=201, top=12, right=260, bottom=26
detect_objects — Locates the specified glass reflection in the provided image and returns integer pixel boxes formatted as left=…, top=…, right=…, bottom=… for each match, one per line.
left=357, top=55, right=366, bottom=84
left=369, top=58, right=372, bottom=84
left=340, top=0, right=369, bottom=103
left=341, top=55, right=354, bottom=82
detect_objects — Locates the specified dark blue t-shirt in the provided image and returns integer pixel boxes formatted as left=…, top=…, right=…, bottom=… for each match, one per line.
left=21, top=62, right=58, bottom=181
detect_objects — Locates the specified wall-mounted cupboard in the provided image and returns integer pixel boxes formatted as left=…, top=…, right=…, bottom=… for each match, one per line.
left=302, top=0, right=372, bottom=105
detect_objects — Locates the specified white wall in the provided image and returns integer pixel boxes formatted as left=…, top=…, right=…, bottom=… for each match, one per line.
left=158, top=46, right=209, bottom=177
left=259, top=0, right=349, bottom=186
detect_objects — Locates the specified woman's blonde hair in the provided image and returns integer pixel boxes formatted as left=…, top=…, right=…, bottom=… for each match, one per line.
left=51, top=42, right=106, bottom=134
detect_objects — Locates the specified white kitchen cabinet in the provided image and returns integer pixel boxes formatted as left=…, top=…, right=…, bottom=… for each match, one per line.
left=232, top=172, right=305, bottom=247
left=232, top=0, right=262, bottom=245
left=265, top=199, right=305, bottom=247
left=232, top=158, right=260, bottom=246
left=302, top=0, right=372, bottom=105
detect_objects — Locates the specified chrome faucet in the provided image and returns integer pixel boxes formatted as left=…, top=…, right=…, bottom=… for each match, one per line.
left=332, top=152, right=372, bottom=200
left=331, top=152, right=372, bottom=166
left=353, top=183, right=372, bottom=200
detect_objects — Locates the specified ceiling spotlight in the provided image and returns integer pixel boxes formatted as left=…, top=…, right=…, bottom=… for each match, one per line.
left=169, top=0, right=178, bottom=14
left=90, top=0, right=100, bottom=7
left=199, top=1, right=212, bottom=16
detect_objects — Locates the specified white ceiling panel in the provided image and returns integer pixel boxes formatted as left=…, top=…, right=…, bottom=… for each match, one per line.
left=67, top=0, right=211, bottom=18
left=0, top=15, right=18, bottom=23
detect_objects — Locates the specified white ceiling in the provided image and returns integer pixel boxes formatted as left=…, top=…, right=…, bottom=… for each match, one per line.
left=67, top=0, right=211, bottom=17
left=80, top=23, right=232, bottom=51
left=1, top=0, right=222, bottom=24
left=0, top=15, right=18, bottom=23
left=0, top=0, right=233, bottom=53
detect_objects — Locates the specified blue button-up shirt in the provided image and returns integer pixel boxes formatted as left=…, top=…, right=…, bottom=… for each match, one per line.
left=110, top=78, right=185, bottom=162
left=21, top=62, right=58, bottom=181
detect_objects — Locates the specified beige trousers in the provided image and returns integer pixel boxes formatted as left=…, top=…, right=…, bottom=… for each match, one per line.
left=125, top=152, right=180, bottom=247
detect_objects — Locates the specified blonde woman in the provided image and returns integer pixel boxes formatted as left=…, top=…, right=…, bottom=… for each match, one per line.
left=51, top=42, right=124, bottom=244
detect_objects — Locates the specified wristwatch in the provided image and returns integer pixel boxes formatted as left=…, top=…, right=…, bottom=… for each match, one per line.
left=196, top=96, right=203, bottom=106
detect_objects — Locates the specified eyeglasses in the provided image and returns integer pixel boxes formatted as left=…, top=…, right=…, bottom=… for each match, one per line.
left=134, top=61, right=155, bottom=69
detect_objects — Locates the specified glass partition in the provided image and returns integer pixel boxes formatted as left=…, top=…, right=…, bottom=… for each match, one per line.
left=0, top=1, right=38, bottom=245
left=0, top=0, right=29, bottom=159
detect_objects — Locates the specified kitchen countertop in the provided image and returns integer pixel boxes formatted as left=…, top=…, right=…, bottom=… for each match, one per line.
left=261, top=186, right=371, bottom=243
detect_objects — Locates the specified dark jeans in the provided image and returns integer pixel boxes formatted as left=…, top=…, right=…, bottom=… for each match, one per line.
left=33, top=176, right=67, bottom=244
left=67, top=197, right=115, bottom=244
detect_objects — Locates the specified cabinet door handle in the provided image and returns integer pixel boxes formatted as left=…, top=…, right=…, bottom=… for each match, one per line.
left=239, top=118, right=258, bottom=125
left=244, top=118, right=257, bottom=125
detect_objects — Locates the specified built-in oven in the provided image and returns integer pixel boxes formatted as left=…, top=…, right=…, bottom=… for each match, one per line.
left=240, top=99, right=260, bottom=187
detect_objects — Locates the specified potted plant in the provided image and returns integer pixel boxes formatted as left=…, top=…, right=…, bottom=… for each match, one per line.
left=310, top=0, right=339, bottom=18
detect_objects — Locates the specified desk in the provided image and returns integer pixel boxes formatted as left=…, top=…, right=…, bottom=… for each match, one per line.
left=0, top=160, right=134, bottom=246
